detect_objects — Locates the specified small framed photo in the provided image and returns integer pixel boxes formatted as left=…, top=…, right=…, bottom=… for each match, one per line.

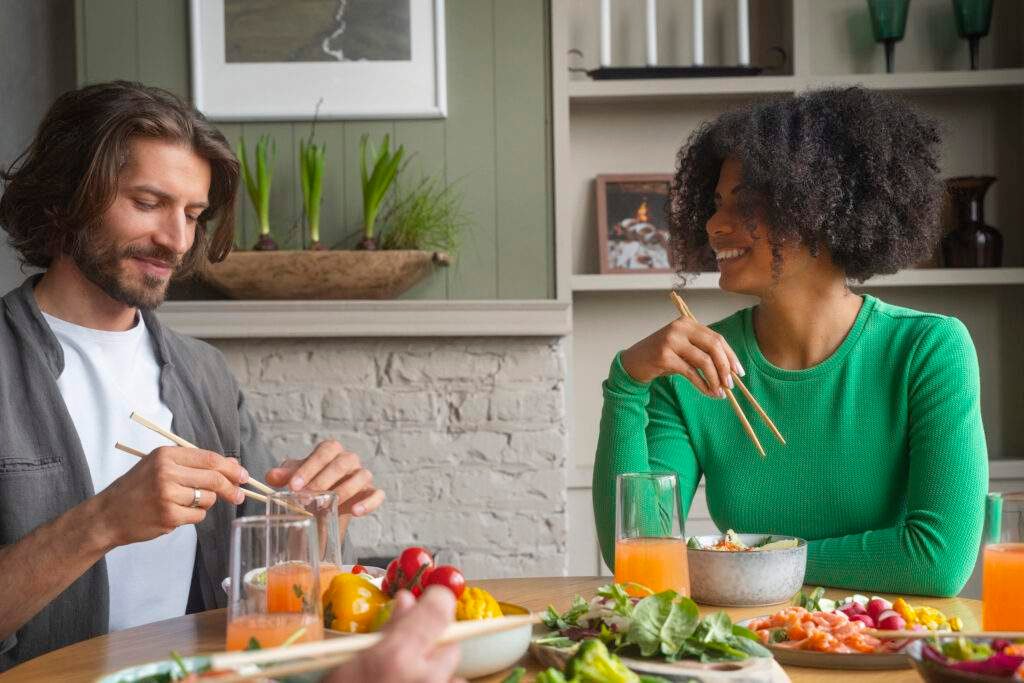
left=596, top=174, right=674, bottom=274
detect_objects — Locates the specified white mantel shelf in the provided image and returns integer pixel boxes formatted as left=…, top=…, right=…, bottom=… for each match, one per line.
left=572, top=268, right=1024, bottom=292
left=156, top=300, right=572, bottom=339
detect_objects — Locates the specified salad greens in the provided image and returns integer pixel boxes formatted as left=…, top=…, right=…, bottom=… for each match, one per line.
left=534, top=639, right=672, bottom=683
left=541, top=584, right=771, bottom=664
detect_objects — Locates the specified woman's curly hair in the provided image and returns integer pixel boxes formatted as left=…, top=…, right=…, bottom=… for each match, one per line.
left=668, top=87, right=943, bottom=282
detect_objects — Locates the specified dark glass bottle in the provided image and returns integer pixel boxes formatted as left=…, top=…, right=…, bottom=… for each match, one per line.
left=941, top=176, right=1002, bottom=268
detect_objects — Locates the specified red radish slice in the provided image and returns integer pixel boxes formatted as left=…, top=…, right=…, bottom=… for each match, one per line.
left=875, top=609, right=900, bottom=623
left=867, top=598, right=892, bottom=620
left=878, top=614, right=907, bottom=631
left=842, top=602, right=867, bottom=616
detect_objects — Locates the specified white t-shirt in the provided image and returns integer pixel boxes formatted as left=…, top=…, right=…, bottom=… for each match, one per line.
left=43, top=311, right=197, bottom=631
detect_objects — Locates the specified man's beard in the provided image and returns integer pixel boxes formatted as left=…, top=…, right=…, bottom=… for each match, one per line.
left=73, top=235, right=181, bottom=311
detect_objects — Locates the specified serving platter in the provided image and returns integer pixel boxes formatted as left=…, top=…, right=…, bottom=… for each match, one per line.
left=530, top=640, right=791, bottom=682
left=737, top=617, right=911, bottom=670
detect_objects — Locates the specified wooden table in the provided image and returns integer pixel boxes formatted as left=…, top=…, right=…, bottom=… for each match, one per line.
left=1, top=578, right=981, bottom=682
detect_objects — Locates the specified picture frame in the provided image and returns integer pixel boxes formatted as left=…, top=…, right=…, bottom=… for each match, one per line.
left=595, top=174, right=674, bottom=274
left=189, top=0, right=447, bottom=121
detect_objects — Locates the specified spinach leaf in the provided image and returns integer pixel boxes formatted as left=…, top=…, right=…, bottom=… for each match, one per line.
left=695, top=611, right=733, bottom=643
left=628, top=592, right=676, bottom=657
left=659, top=598, right=699, bottom=656
left=626, top=591, right=699, bottom=658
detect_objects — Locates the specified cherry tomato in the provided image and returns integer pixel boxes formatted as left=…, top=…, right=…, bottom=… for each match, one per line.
left=397, top=547, right=434, bottom=584
left=382, top=558, right=400, bottom=596
left=423, top=565, right=466, bottom=599
left=351, top=564, right=366, bottom=575
left=381, top=548, right=435, bottom=597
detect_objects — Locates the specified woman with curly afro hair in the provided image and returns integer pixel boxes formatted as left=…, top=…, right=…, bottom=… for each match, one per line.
left=593, top=87, right=987, bottom=597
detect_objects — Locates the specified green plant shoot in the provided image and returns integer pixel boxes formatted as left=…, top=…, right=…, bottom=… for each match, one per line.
left=299, top=138, right=326, bottom=248
left=359, top=133, right=404, bottom=249
left=238, top=134, right=277, bottom=250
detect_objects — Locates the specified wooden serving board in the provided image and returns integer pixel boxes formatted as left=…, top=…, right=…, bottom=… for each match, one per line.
left=530, top=642, right=790, bottom=683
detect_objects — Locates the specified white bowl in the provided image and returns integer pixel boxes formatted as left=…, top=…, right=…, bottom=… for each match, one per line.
left=455, top=602, right=533, bottom=679
left=220, top=564, right=386, bottom=596
left=687, top=533, right=807, bottom=607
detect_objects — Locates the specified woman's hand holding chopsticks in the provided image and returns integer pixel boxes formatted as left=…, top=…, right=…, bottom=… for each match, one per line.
left=620, top=316, right=745, bottom=399
left=95, top=446, right=249, bottom=546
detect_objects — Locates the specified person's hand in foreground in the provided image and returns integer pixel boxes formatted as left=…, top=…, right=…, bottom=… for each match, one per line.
left=325, top=586, right=465, bottom=683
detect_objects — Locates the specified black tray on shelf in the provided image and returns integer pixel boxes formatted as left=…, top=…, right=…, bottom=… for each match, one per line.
left=588, top=65, right=764, bottom=79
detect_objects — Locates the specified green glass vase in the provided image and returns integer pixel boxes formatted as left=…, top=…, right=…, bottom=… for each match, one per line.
left=952, top=0, right=994, bottom=70
left=867, top=0, right=911, bottom=73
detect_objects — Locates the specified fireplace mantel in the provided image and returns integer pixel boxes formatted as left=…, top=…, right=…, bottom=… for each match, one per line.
left=156, top=300, right=572, bottom=338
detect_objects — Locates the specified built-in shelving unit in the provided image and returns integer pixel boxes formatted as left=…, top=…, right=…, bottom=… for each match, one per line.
left=554, top=0, right=1024, bottom=576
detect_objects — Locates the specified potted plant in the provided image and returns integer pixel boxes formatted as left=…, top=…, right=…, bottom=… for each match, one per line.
left=201, top=134, right=461, bottom=300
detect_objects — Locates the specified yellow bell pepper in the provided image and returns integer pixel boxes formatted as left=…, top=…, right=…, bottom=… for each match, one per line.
left=893, top=597, right=918, bottom=624
left=322, top=573, right=387, bottom=633
left=455, top=586, right=503, bottom=620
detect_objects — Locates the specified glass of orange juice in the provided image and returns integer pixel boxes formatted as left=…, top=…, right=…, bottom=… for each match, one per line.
left=267, top=491, right=343, bottom=600
left=982, top=491, right=1024, bottom=630
left=226, top=515, right=324, bottom=651
left=614, top=472, right=689, bottom=596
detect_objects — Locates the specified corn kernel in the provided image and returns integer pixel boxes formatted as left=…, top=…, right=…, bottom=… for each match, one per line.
left=949, top=616, right=963, bottom=631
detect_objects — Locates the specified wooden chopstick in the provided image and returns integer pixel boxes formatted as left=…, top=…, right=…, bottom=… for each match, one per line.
left=114, top=442, right=271, bottom=507
left=130, top=412, right=278, bottom=497
left=669, top=292, right=766, bottom=457
left=1003, top=491, right=1024, bottom=502
left=670, top=292, right=785, bottom=446
left=208, top=613, right=542, bottom=681
left=867, top=629, right=1024, bottom=640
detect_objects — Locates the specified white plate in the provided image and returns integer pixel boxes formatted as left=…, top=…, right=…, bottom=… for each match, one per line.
left=530, top=639, right=789, bottom=682
left=737, top=617, right=911, bottom=670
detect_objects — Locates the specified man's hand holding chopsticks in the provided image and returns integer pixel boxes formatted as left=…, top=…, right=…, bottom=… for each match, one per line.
left=264, top=440, right=384, bottom=517
left=93, top=447, right=250, bottom=546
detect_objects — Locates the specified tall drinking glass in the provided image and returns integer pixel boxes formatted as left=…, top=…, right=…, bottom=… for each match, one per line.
left=614, top=472, right=689, bottom=596
left=267, top=491, right=342, bottom=600
left=982, top=492, right=1024, bottom=630
left=226, top=515, right=324, bottom=651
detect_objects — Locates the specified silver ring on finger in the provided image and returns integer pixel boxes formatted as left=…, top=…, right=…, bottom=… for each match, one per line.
left=190, top=488, right=202, bottom=508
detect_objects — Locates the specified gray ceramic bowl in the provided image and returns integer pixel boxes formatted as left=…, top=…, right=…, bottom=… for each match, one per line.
left=687, top=533, right=807, bottom=607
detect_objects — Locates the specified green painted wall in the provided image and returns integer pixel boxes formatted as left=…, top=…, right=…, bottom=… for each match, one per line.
left=75, top=0, right=553, bottom=300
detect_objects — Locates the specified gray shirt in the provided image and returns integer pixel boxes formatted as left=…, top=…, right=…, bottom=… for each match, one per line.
left=0, top=275, right=353, bottom=671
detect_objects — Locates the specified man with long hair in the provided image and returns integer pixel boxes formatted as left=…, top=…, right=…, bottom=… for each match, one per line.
left=0, top=81, right=395, bottom=670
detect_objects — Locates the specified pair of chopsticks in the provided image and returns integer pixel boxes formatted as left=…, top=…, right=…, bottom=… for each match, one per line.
left=866, top=629, right=1024, bottom=640
left=670, top=291, right=785, bottom=458
left=208, top=613, right=541, bottom=682
left=116, top=412, right=310, bottom=516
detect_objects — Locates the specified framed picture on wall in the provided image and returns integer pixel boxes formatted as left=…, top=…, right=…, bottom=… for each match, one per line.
left=190, top=0, right=446, bottom=120
left=596, top=174, right=674, bottom=274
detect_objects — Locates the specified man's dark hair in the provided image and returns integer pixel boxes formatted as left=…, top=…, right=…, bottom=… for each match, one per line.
left=0, top=80, right=238, bottom=276
left=668, top=87, right=943, bottom=281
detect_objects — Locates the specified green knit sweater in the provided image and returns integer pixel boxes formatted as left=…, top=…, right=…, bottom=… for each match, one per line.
left=593, top=295, right=988, bottom=597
